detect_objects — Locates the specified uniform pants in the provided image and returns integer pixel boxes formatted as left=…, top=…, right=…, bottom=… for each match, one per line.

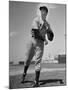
left=25, top=38, right=44, bottom=71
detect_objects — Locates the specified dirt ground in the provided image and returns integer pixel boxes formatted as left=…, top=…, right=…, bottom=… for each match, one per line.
left=9, top=64, right=66, bottom=89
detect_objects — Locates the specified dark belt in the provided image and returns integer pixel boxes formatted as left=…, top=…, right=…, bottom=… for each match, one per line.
left=31, top=28, right=45, bottom=41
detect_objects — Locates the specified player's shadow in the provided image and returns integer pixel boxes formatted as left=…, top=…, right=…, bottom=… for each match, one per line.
left=21, top=79, right=64, bottom=85
left=39, top=79, right=64, bottom=85
left=21, top=80, right=33, bottom=84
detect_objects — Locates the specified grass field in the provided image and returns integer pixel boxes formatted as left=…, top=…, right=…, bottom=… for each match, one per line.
left=9, top=63, right=66, bottom=89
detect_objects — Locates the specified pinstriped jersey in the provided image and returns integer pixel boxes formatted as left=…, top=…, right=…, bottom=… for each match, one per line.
left=32, top=16, right=48, bottom=40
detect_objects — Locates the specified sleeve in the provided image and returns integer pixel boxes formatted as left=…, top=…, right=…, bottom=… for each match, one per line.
left=31, top=17, right=39, bottom=37
left=32, top=17, right=39, bottom=29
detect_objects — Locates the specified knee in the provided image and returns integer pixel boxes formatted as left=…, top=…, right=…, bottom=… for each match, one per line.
left=35, top=63, right=41, bottom=71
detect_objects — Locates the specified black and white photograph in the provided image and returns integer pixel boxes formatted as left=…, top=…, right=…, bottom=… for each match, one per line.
left=9, top=1, right=66, bottom=89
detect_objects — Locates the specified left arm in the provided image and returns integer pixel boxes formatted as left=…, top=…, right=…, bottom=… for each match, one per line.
left=46, top=24, right=54, bottom=41
left=42, top=21, right=54, bottom=42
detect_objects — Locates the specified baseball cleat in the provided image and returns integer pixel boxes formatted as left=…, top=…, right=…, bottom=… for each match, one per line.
left=32, top=80, right=40, bottom=87
left=21, top=73, right=26, bottom=83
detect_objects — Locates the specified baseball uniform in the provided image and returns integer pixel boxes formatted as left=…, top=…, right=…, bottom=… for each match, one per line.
left=25, top=16, right=48, bottom=71
left=21, top=6, right=54, bottom=87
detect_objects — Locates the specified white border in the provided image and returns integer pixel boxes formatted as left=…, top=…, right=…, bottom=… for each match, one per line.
left=10, top=0, right=67, bottom=4
left=0, top=0, right=68, bottom=90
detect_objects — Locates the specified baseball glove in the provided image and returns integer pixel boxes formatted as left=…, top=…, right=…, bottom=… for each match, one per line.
left=46, top=29, right=54, bottom=41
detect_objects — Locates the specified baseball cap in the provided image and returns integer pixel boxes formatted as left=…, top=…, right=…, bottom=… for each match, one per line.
left=39, top=6, right=48, bottom=13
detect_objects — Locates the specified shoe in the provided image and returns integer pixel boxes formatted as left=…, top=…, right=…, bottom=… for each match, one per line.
left=21, top=73, right=26, bottom=83
left=60, top=80, right=64, bottom=84
left=32, top=80, right=40, bottom=87
left=32, top=70, right=40, bottom=87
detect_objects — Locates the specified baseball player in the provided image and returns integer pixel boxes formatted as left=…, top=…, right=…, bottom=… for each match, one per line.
left=21, top=6, right=54, bottom=87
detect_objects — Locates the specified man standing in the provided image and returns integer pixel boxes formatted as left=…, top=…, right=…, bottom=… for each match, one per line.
left=21, top=6, right=54, bottom=87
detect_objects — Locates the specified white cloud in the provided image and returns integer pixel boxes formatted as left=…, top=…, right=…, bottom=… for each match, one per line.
left=9, top=31, right=18, bottom=37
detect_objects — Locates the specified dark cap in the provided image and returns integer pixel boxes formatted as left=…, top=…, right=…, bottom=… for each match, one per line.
left=39, top=6, right=48, bottom=13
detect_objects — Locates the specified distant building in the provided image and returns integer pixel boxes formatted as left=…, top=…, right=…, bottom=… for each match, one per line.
left=9, top=61, right=14, bottom=65
left=54, top=55, right=58, bottom=60
left=13, top=61, right=19, bottom=65
left=42, top=59, right=58, bottom=63
left=58, top=54, right=66, bottom=64
left=19, top=61, right=24, bottom=65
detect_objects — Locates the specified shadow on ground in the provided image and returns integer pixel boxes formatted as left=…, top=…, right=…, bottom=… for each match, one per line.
left=39, top=79, right=64, bottom=85
left=20, top=79, right=64, bottom=85
left=9, top=65, right=66, bottom=89
left=9, top=78, right=64, bottom=89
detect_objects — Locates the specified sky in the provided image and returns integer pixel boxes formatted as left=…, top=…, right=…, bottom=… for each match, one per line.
left=9, top=1, right=66, bottom=62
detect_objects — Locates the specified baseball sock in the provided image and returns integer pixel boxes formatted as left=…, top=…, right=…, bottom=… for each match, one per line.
left=35, top=70, right=40, bottom=84
left=23, top=65, right=29, bottom=74
left=22, top=65, right=29, bottom=81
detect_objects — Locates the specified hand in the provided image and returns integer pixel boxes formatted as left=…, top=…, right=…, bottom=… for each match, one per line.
left=44, top=21, right=50, bottom=30
left=45, top=40, right=48, bottom=45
